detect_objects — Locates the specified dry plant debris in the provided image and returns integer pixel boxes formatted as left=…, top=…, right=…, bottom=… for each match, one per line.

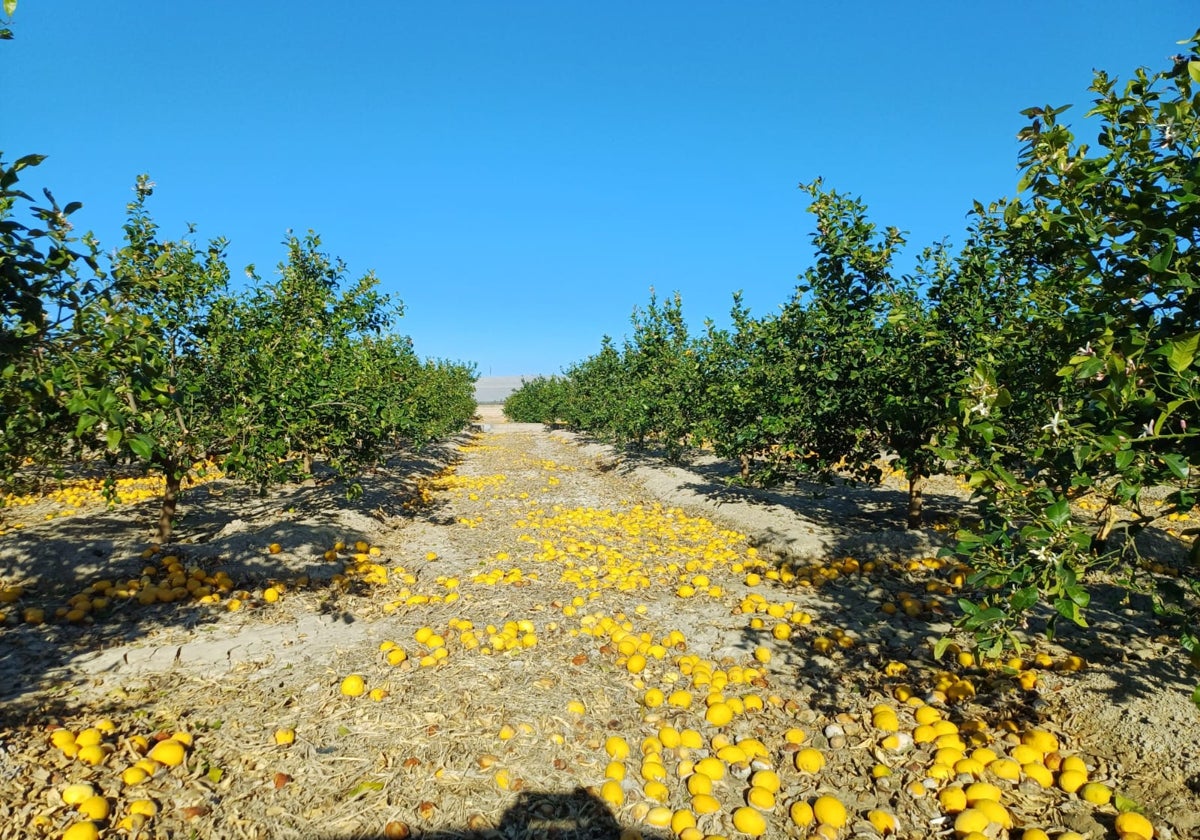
left=0, top=417, right=1194, bottom=840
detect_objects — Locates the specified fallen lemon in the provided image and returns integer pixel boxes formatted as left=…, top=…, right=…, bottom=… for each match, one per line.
left=812, top=795, right=846, bottom=828
left=147, top=739, right=185, bottom=768
left=732, top=806, right=766, bottom=836
left=340, top=674, right=366, bottom=697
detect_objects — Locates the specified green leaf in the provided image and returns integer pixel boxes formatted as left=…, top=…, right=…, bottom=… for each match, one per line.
left=1190, top=61, right=1200, bottom=85
left=1065, top=583, right=1091, bottom=608
left=1113, top=793, right=1141, bottom=813
left=1045, top=498, right=1069, bottom=527
left=1161, top=453, right=1190, bottom=482
left=1054, top=598, right=1088, bottom=627
left=2, top=0, right=15, bottom=17
left=207, top=766, right=224, bottom=784
left=1162, top=332, right=1198, bottom=374
left=932, top=636, right=954, bottom=660
left=343, top=779, right=384, bottom=799
left=128, top=435, right=154, bottom=460
left=1147, top=238, right=1175, bottom=273
left=1010, top=586, right=1039, bottom=613
left=963, top=607, right=1007, bottom=630
left=105, top=429, right=122, bottom=452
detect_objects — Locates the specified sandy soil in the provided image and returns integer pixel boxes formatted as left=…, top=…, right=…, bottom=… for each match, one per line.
left=0, top=405, right=1196, bottom=840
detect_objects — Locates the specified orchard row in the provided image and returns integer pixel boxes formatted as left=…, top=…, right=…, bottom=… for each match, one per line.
left=1, top=163, right=477, bottom=541
left=507, top=42, right=1200, bottom=664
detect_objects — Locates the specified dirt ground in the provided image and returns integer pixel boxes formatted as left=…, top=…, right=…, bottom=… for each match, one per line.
left=0, top=404, right=1197, bottom=840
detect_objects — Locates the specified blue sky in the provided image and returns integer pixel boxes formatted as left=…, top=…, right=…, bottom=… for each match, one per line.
left=5, top=3, right=1194, bottom=376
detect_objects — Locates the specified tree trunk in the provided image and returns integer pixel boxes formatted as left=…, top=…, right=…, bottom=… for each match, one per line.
left=158, top=461, right=181, bottom=543
left=739, top=454, right=751, bottom=482
left=302, top=452, right=314, bottom=476
left=906, top=474, right=925, bottom=530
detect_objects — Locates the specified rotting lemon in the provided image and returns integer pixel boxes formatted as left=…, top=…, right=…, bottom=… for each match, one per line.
left=867, top=809, right=898, bottom=834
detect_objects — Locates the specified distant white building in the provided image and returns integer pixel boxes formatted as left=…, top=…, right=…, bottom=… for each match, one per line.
left=473, top=376, right=544, bottom=404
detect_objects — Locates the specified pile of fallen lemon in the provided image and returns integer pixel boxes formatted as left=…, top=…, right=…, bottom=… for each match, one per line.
left=1, top=461, right=223, bottom=534
left=40, top=721, right=193, bottom=840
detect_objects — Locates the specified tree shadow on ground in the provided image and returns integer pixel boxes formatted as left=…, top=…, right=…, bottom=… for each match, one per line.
left=575, top=434, right=1197, bottom=722
left=587, top=436, right=974, bottom=557
left=0, top=438, right=466, bottom=706
left=317, top=789, right=669, bottom=840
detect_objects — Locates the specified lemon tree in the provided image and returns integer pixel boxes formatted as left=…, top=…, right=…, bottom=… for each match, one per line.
left=503, top=375, right=568, bottom=423
left=3, top=171, right=230, bottom=540
left=0, top=153, right=101, bottom=483
left=945, top=35, right=1200, bottom=665
left=621, top=290, right=701, bottom=461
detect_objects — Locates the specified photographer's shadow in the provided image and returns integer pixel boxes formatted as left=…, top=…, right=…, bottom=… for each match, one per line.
left=333, top=787, right=671, bottom=840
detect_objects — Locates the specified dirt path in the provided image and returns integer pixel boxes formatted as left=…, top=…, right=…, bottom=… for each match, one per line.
left=0, top=410, right=1197, bottom=839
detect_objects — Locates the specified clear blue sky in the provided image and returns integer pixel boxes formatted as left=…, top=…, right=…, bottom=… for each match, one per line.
left=5, top=3, right=1194, bottom=376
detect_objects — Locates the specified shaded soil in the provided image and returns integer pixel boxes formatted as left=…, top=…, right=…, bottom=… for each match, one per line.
left=0, top=405, right=1196, bottom=840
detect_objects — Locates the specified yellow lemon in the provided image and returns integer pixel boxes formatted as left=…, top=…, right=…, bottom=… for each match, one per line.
left=732, top=806, right=767, bottom=836
left=1114, top=812, right=1154, bottom=840
left=794, top=747, right=825, bottom=773
left=599, top=780, right=624, bottom=807
left=789, top=800, right=814, bottom=827
left=1080, top=782, right=1111, bottom=806
left=750, top=769, right=780, bottom=793
left=121, top=766, right=150, bottom=786
left=148, top=739, right=186, bottom=768
left=61, top=784, right=95, bottom=806
left=61, top=824, right=100, bottom=840
left=812, top=795, right=846, bottom=828
left=938, top=786, right=967, bottom=813
left=605, top=736, right=630, bottom=760
left=868, top=810, right=898, bottom=834
left=76, top=796, right=110, bottom=821
left=953, top=809, right=989, bottom=836
left=746, top=786, right=775, bottom=810
left=339, top=674, right=366, bottom=697
left=1058, top=769, right=1087, bottom=794
left=128, top=800, right=158, bottom=817
left=692, top=794, right=721, bottom=814
left=705, top=702, right=733, bottom=726
left=694, top=757, right=725, bottom=781
left=76, top=744, right=108, bottom=766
